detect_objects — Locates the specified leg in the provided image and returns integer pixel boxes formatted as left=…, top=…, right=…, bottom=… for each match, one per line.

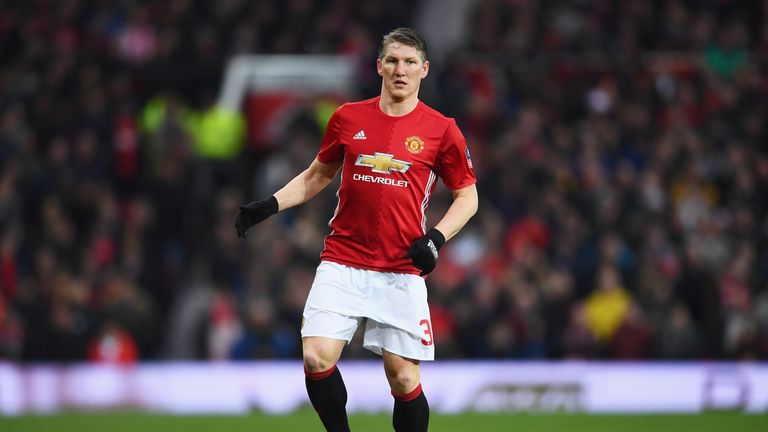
left=303, top=336, right=345, bottom=373
left=303, top=336, right=349, bottom=432
left=301, top=263, right=365, bottom=432
left=383, top=350, right=429, bottom=432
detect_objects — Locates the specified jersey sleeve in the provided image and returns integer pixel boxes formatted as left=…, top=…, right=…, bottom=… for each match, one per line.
left=435, top=121, right=477, bottom=190
left=317, top=107, right=344, bottom=163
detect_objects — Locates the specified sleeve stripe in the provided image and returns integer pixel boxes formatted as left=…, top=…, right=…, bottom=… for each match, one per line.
left=420, top=170, right=437, bottom=234
left=326, top=161, right=344, bottom=228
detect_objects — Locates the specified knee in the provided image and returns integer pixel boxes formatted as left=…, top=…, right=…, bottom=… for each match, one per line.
left=386, top=367, right=420, bottom=394
left=302, top=343, right=336, bottom=373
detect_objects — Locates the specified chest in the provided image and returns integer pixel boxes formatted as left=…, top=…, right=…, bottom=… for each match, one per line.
left=339, top=114, right=443, bottom=171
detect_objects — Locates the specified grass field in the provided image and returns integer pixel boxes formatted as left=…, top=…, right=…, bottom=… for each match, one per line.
left=1, top=410, right=766, bottom=432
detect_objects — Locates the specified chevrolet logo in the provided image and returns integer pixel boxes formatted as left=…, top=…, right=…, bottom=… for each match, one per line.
left=355, top=152, right=411, bottom=174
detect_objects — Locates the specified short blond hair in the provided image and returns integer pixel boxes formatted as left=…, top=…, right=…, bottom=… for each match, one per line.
left=378, top=28, right=427, bottom=62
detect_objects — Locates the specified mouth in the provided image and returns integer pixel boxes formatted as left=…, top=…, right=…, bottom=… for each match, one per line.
left=393, top=79, right=407, bottom=88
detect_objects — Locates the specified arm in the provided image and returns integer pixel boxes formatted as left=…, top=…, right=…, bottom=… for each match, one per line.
left=235, top=157, right=341, bottom=238
left=273, top=157, right=342, bottom=211
left=406, top=120, right=478, bottom=274
left=433, top=183, right=478, bottom=241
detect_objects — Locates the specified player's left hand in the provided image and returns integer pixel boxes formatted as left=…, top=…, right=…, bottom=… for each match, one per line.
left=404, top=228, right=446, bottom=276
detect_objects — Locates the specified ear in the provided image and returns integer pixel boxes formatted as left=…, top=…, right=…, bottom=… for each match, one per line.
left=377, top=58, right=383, bottom=77
left=421, top=60, right=430, bottom=79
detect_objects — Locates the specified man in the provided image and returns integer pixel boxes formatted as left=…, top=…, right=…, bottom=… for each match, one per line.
left=236, top=28, right=477, bottom=432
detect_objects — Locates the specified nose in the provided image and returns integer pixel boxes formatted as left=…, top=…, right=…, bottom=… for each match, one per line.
left=394, top=61, right=406, bottom=75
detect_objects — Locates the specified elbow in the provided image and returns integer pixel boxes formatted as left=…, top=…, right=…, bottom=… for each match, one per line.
left=469, top=198, right=479, bottom=219
left=468, top=188, right=479, bottom=218
left=459, top=189, right=479, bottom=219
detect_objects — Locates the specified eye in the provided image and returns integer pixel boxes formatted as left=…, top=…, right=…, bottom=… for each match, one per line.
left=407, top=60, right=417, bottom=65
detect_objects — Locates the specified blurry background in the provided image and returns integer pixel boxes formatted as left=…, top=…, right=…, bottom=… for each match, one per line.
left=1, top=0, right=768, bottom=374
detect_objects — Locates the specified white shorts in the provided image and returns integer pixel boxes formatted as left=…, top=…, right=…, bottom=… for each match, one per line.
left=301, top=261, right=435, bottom=361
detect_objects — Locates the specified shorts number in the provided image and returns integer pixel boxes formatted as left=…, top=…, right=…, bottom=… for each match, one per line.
left=420, top=319, right=433, bottom=346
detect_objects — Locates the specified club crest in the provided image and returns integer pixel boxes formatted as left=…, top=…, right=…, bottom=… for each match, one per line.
left=405, top=136, right=424, bottom=154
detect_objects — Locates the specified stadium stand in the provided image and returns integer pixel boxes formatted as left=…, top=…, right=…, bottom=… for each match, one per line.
left=0, top=0, right=767, bottom=363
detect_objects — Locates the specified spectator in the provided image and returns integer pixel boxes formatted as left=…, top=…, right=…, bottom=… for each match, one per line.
left=230, top=296, right=298, bottom=359
left=583, top=264, right=632, bottom=343
left=657, top=303, right=700, bottom=359
left=0, top=295, right=23, bottom=360
left=609, top=302, right=653, bottom=359
left=562, top=303, right=600, bottom=359
left=88, top=322, right=139, bottom=365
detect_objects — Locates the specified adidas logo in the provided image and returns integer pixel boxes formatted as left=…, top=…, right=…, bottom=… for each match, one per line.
left=353, top=130, right=367, bottom=140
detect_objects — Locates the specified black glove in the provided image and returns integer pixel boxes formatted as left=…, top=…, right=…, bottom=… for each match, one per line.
left=235, top=196, right=279, bottom=238
left=404, top=228, right=446, bottom=276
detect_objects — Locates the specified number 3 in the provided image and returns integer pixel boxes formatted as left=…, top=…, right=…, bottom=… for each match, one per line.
left=420, top=319, right=433, bottom=346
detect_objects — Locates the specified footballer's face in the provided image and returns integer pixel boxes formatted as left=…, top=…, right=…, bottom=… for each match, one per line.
left=377, top=42, right=429, bottom=102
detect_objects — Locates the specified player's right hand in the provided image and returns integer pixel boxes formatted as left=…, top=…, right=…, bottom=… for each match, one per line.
left=235, top=196, right=279, bottom=238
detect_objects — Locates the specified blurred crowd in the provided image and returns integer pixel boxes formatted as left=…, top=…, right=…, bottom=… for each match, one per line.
left=1, top=0, right=768, bottom=363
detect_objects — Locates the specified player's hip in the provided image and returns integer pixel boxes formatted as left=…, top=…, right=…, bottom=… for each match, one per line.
left=305, top=261, right=429, bottom=334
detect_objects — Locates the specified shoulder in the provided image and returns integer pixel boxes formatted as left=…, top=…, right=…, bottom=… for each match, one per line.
left=416, top=102, right=463, bottom=145
left=337, top=97, right=379, bottom=113
left=330, top=97, right=378, bottom=124
left=417, top=101, right=454, bottom=124
left=417, top=102, right=460, bottom=140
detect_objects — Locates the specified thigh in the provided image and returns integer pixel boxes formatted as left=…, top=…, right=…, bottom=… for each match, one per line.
left=364, top=271, right=432, bottom=344
left=361, top=271, right=434, bottom=361
left=302, top=306, right=363, bottom=341
left=302, top=262, right=367, bottom=341
left=303, top=261, right=369, bottom=318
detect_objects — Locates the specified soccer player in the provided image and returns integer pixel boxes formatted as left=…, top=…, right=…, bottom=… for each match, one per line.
left=235, top=28, right=477, bottom=432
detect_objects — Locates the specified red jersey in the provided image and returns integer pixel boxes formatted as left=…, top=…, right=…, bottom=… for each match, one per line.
left=316, top=97, right=476, bottom=274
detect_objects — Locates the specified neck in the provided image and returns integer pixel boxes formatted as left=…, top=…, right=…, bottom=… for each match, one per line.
left=378, top=92, right=419, bottom=117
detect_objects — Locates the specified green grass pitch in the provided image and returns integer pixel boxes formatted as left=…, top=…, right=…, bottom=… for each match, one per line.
left=1, top=410, right=766, bottom=432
